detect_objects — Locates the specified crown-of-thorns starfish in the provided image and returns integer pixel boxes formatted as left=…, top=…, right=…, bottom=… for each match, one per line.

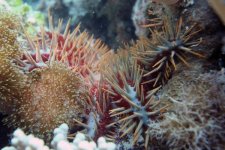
left=18, top=14, right=109, bottom=76
left=101, top=52, right=170, bottom=148
left=131, top=15, right=204, bottom=88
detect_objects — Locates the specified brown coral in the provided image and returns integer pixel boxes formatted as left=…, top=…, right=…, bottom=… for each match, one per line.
left=0, top=8, right=22, bottom=58
left=5, top=62, right=88, bottom=140
left=0, top=9, right=24, bottom=114
left=0, top=56, right=26, bottom=114
left=0, top=9, right=20, bottom=29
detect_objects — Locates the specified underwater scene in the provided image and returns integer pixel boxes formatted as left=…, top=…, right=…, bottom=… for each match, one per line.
left=0, top=0, right=225, bottom=149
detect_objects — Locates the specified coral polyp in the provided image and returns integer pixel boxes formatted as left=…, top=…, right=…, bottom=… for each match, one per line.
left=132, top=15, right=204, bottom=88
left=0, top=8, right=25, bottom=114
left=101, top=52, right=169, bottom=148
left=0, top=9, right=21, bottom=58
left=5, top=62, right=88, bottom=140
left=0, top=56, right=25, bottom=114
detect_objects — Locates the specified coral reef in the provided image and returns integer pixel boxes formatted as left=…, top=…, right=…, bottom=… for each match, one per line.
left=0, top=0, right=225, bottom=149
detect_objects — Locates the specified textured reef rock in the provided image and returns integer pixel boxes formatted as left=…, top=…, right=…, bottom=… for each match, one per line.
left=180, top=0, right=224, bottom=58
left=146, top=0, right=225, bottom=58
left=153, top=63, right=225, bottom=149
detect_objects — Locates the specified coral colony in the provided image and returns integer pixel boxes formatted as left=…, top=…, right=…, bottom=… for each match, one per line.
left=0, top=1, right=225, bottom=150
left=3, top=127, right=116, bottom=150
left=3, top=124, right=116, bottom=150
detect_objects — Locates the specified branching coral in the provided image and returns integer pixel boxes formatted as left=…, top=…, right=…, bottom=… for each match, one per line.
left=2, top=123, right=116, bottom=150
